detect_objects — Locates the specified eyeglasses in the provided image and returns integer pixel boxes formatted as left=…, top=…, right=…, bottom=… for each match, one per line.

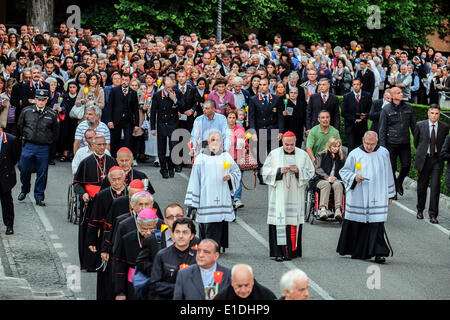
left=95, top=143, right=107, bottom=146
left=166, top=215, right=184, bottom=220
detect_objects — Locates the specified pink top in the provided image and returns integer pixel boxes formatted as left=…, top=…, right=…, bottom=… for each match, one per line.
left=208, top=90, right=235, bottom=115
left=228, top=125, right=246, bottom=160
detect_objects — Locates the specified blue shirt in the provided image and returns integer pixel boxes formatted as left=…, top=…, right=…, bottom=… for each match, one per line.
left=199, top=263, right=217, bottom=288
left=190, top=113, right=231, bottom=151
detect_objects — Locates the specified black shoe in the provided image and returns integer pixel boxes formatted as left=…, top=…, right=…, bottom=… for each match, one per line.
left=36, top=200, right=46, bottom=206
left=48, top=160, right=56, bottom=165
left=416, top=211, right=424, bottom=219
left=160, top=170, right=169, bottom=179
left=274, top=257, right=283, bottom=262
left=397, top=185, right=404, bottom=196
left=5, top=226, right=14, bottom=235
left=258, top=176, right=266, bottom=185
left=169, top=170, right=175, bottom=178
left=392, top=194, right=398, bottom=200
left=430, top=217, right=439, bottom=224
left=18, top=192, right=27, bottom=201
left=375, top=256, right=386, bottom=264
left=175, top=166, right=182, bottom=173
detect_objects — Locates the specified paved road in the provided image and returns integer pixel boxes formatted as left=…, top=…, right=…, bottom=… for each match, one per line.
left=1, top=160, right=449, bottom=300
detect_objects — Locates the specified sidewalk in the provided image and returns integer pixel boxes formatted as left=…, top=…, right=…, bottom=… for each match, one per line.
left=0, top=193, right=75, bottom=300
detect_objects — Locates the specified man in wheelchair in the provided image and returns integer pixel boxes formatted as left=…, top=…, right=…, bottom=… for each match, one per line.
left=311, top=136, right=346, bottom=221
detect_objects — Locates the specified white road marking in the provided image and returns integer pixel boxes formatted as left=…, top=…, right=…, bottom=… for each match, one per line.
left=29, top=195, right=54, bottom=232
left=235, top=216, right=335, bottom=300
left=53, top=243, right=63, bottom=249
left=392, top=201, right=450, bottom=236
left=178, top=169, right=335, bottom=299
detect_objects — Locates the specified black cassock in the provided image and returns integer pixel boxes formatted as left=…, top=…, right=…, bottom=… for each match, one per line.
left=73, top=153, right=116, bottom=271
left=88, top=186, right=128, bottom=300
left=103, top=198, right=164, bottom=255
left=214, top=279, right=277, bottom=300
left=282, top=99, right=306, bottom=148
left=113, top=229, right=146, bottom=300
left=101, top=168, right=156, bottom=195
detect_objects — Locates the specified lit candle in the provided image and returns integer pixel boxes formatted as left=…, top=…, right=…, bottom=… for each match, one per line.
left=204, top=93, right=209, bottom=100
left=157, top=79, right=162, bottom=86
left=84, top=87, right=89, bottom=94
left=223, top=161, right=231, bottom=169
left=179, top=264, right=189, bottom=270
left=188, top=141, right=193, bottom=149
left=245, top=106, right=248, bottom=113
left=355, top=163, right=362, bottom=171
left=245, top=132, right=252, bottom=140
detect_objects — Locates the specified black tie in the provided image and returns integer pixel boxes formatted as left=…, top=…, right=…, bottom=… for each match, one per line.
left=264, top=95, right=268, bottom=103
left=430, top=125, right=436, bottom=156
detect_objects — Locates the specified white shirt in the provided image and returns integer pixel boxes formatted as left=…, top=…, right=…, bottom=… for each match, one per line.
left=428, top=120, right=438, bottom=154
left=71, top=146, right=111, bottom=175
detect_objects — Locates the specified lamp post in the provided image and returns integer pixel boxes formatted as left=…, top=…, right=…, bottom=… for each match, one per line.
left=217, top=0, right=222, bottom=42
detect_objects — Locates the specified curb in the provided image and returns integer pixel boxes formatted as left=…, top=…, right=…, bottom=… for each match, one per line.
left=0, top=277, right=34, bottom=300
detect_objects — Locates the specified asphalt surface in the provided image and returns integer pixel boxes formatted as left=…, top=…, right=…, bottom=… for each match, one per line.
left=1, top=159, right=449, bottom=300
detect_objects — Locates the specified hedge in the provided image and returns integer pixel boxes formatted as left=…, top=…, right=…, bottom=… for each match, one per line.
left=335, top=96, right=450, bottom=196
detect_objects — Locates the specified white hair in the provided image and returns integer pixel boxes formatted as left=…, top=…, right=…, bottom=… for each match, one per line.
left=107, top=167, right=125, bottom=179
left=131, top=191, right=153, bottom=204
left=232, top=76, right=243, bottom=85
left=280, top=269, right=308, bottom=293
left=231, top=264, right=253, bottom=279
left=45, top=77, right=58, bottom=85
left=288, top=71, right=299, bottom=80
left=92, top=134, right=105, bottom=144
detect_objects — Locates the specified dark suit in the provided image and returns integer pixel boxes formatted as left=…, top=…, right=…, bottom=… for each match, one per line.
left=341, top=90, right=372, bottom=151
left=150, top=88, right=184, bottom=173
left=282, top=97, right=306, bottom=147
left=355, top=69, right=375, bottom=96
left=414, top=120, right=449, bottom=218
left=368, top=98, right=388, bottom=134
left=0, top=133, right=19, bottom=228
left=305, top=92, right=340, bottom=130
left=441, top=135, right=450, bottom=190
left=106, top=86, right=140, bottom=157
left=173, top=263, right=231, bottom=300
left=248, top=93, right=284, bottom=180
left=20, top=80, right=50, bottom=108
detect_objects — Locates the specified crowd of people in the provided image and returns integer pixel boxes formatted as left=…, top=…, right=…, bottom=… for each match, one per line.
left=0, top=22, right=449, bottom=300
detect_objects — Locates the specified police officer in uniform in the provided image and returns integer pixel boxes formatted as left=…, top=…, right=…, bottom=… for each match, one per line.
left=248, top=77, right=284, bottom=184
left=150, top=77, right=184, bottom=179
left=17, top=89, right=58, bottom=206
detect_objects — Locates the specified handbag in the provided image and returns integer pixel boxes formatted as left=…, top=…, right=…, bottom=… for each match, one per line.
left=132, top=266, right=151, bottom=300
left=69, top=104, right=85, bottom=119
left=237, top=144, right=258, bottom=190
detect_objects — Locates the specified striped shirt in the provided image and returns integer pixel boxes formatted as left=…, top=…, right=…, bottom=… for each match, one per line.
left=74, top=120, right=110, bottom=148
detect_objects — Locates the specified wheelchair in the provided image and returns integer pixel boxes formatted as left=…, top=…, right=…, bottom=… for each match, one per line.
left=67, top=183, right=81, bottom=225
left=305, top=180, right=345, bottom=225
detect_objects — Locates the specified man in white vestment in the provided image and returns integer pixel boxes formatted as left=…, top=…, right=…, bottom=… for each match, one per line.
left=262, top=131, right=315, bottom=262
left=337, top=131, right=395, bottom=264
left=185, top=130, right=241, bottom=252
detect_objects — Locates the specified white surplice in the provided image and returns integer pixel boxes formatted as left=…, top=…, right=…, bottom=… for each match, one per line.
left=184, top=151, right=241, bottom=223
left=339, top=146, right=396, bottom=223
left=262, top=147, right=314, bottom=245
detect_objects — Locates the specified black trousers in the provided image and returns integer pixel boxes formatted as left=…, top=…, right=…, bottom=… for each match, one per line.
left=417, top=155, right=442, bottom=218
left=256, top=138, right=275, bottom=178
left=157, top=133, right=177, bottom=172
left=110, top=118, right=133, bottom=157
left=0, top=185, right=14, bottom=228
left=386, top=143, right=411, bottom=190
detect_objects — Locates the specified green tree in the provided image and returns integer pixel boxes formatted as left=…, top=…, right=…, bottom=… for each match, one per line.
left=269, top=0, right=445, bottom=48
left=112, top=0, right=286, bottom=39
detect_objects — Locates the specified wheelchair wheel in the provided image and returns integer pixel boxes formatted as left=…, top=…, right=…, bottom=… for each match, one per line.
left=67, top=184, right=74, bottom=223
left=305, top=188, right=311, bottom=223
left=73, top=196, right=80, bottom=225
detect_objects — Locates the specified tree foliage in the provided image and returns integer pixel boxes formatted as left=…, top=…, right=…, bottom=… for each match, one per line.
left=80, top=0, right=446, bottom=48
